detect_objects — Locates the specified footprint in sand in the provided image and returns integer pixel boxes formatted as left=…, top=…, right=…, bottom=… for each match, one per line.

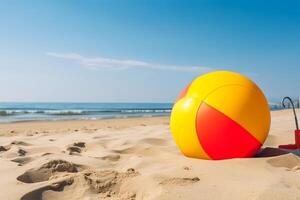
left=67, top=142, right=86, bottom=155
left=0, top=145, right=10, bottom=152
left=73, top=142, right=85, bottom=148
left=182, top=166, right=191, bottom=171
left=67, top=146, right=82, bottom=154
left=18, top=148, right=27, bottom=156
left=20, top=168, right=139, bottom=200
left=17, top=159, right=80, bottom=183
left=159, top=177, right=200, bottom=186
left=1, top=144, right=27, bottom=158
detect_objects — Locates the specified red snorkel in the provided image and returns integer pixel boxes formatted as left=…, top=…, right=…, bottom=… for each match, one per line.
left=278, top=97, right=300, bottom=150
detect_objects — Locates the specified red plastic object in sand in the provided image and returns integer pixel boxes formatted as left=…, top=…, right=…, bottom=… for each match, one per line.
left=278, top=97, right=300, bottom=150
left=278, top=130, right=300, bottom=149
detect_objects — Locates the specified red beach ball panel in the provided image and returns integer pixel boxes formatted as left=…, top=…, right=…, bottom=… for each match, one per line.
left=195, top=103, right=262, bottom=160
left=175, top=84, right=191, bottom=103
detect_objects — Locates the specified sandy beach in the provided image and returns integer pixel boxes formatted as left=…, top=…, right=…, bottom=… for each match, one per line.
left=1, top=110, right=300, bottom=200
left=2, top=0, right=299, bottom=199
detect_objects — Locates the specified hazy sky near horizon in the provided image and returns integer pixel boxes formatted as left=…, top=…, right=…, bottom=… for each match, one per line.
left=0, top=0, right=300, bottom=102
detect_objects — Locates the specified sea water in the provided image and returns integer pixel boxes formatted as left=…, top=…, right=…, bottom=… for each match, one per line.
left=0, top=102, right=172, bottom=123
left=0, top=102, right=282, bottom=123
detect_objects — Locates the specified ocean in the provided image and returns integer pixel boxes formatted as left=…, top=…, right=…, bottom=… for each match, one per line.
left=0, top=102, right=284, bottom=123
left=0, top=102, right=172, bottom=123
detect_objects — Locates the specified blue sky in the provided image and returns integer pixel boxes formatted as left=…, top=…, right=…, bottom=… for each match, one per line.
left=0, top=0, right=300, bottom=102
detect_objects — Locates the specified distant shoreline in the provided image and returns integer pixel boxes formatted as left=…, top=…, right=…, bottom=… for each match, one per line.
left=0, top=102, right=172, bottom=123
left=0, top=115, right=170, bottom=136
left=0, top=114, right=170, bottom=124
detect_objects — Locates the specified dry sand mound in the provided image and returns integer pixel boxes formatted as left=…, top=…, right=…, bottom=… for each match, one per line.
left=21, top=168, right=139, bottom=200
left=267, top=153, right=300, bottom=170
left=21, top=178, right=74, bottom=200
left=17, top=160, right=80, bottom=183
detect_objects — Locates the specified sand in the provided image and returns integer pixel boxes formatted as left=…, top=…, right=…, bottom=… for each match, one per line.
left=1, top=111, right=300, bottom=200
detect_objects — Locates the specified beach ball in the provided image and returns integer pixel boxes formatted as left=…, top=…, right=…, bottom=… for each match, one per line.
left=170, top=71, right=270, bottom=160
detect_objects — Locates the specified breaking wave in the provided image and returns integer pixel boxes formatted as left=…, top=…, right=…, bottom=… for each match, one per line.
left=0, top=109, right=172, bottom=116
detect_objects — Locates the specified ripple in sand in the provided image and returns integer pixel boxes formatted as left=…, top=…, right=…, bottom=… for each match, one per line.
left=98, top=154, right=121, bottom=162
left=113, top=145, right=160, bottom=156
left=159, top=177, right=200, bottom=186
left=139, top=138, right=167, bottom=146
left=11, top=141, right=31, bottom=146
left=11, top=157, right=33, bottom=166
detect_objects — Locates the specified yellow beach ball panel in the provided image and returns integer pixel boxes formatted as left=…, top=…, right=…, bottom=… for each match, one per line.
left=170, top=97, right=211, bottom=159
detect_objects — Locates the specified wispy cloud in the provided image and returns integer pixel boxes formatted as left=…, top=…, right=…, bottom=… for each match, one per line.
left=46, top=52, right=213, bottom=73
